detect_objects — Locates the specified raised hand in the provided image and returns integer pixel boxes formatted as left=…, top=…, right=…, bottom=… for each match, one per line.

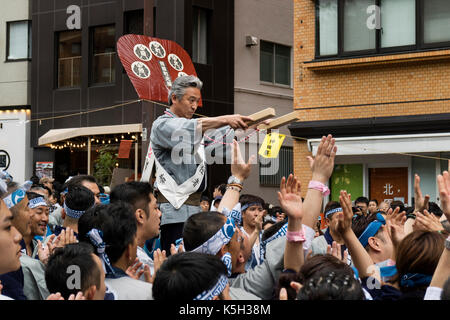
left=385, top=207, right=406, bottom=247
left=54, top=228, right=78, bottom=249
left=307, top=135, right=337, bottom=184
left=414, top=174, right=430, bottom=213
left=37, top=237, right=56, bottom=265
left=413, top=210, right=445, bottom=233
left=126, top=258, right=144, bottom=280
left=337, top=190, right=353, bottom=235
left=437, top=173, right=450, bottom=222
left=327, top=241, right=348, bottom=263
left=150, top=249, right=167, bottom=283
left=231, top=140, right=254, bottom=181
left=277, top=174, right=303, bottom=220
left=170, top=242, right=184, bottom=256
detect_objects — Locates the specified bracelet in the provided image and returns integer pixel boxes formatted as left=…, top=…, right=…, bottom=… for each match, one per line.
left=226, top=186, right=242, bottom=192
left=227, top=183, right=243, bottom=190
left=286, top=230, right=306, bottom=243
left=308, top=180, right=330, bottom=196
left=406, top=213, right=416, bottom=220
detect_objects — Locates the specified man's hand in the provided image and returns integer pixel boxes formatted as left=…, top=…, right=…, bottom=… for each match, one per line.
left=413, top=210, right=445, bottom=233
left=336, top=190, right=353, bottom=236
left=385, top=207, right=406, bottom=248
left=307, top=135, right=337, bottom=183
left=327, top=241, right=348, bottom=263
left=277, top=174, right=303, bottom=220
left=150, top=249, right=167, bottom=284
left=223, top=114, right=254, bottom=130
left=126, top=258, right=145, bottom=280
left=231, top=140, right=254, bottom=181
left=437, top=172, right=450, bottom=222
left=54, top=228, right=77, bottom=249
left=37, top=236, right=56, bottom=265
left=414, top=174, right=430, bottom=213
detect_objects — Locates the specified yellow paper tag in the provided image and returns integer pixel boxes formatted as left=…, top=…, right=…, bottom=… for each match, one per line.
left=259, top=133, right=286, bottom=158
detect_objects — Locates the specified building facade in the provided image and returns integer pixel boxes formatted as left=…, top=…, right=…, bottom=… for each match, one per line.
left=234, top=0, right=294, bottom=205
left=31, top=0, right=234, bottom=190
left=0, top=0, right=32, bottom=183
left=291, top=0, right=450, bottom=206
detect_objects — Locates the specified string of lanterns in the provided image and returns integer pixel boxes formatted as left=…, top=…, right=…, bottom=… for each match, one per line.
left=48, top=132, right=142, bottom=150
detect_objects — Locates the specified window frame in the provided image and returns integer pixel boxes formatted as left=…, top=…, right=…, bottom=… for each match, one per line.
left=6, top=20, right=32, bottom=62
left=192, top=6, right=211, bottom=65
left=315, top=0, right=450, bottom=60
left=259, top=40, right=292, bottom=87
left=55, top=29, right=82, bottom=89
left=89, top=23, right=117, bottom=86
left=259, top=146, right=293, bottom=187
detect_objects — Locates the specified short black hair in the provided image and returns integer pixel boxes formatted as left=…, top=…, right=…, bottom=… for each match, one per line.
left=183, top=211, right=225, bottom=251
left=297, top=271, right=365, bottom=300
left=369, top=199, right=378, bottom=205
left=390, top=200, right=405, bottom=212
left=351, top=213, right=384, bottom=246
left=269, top=206, right=283, bottom=217
left=200, top=195, right=210, bottom=203
left=110, top=181, right=154, bottom=217
left=428, top=202, right=443, bottom=217
left=239, top=194, right=265, bottom=210
left=214, top=184, right=227, bottom=196
left=78, top=202, right=137, bottom=264
left=261, top=219, right=287, bottom=242
left=65, top=185, right=95, bottom=213
left=324, top=201, right=341, bottom=220
left=262, top=220, right=276, bottom=230
left=30, top=184, right=51, bottom=197
left=67, top=175, right=97, bottom=188
left=26, top=191, right=45, bottom=201
left=298, top=254, right=354, bottom=284
left=45, top=243, right=100, bottom=299
left=153, top=252, right=228, bottom=300
left=355, top=197, right=369, bottom=206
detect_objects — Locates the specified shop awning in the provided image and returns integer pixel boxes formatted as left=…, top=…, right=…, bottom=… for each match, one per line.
left=307, top=133, right=450, bottom=156
left=38, top=123, right=142, bottom=146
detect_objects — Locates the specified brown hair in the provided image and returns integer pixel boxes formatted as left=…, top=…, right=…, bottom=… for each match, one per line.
left=298, top=254, right=354, bottom=284
left=395, top=231, right=445, bottom=289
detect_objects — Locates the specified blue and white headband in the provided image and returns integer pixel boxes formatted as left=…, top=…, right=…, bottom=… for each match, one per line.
left=259, top=222, right=288, bottom=263
left=63, top=202, right=86, bottom=219
left=358, top=213, right=386, bottom=248
left=191, top=216, right=236, bottom=255
left=28, top=197, right=48, bottom=209
left=193, top=274, right=229, bottom=300
left=325, top=207, right=343, bottom=218
left=3, top=188, right=27, bottom=209
left=221, top=203, right=242, bottom=226
left=241, top=202, right=262, bottom=212
left=86, top=228, right=116, bottom=277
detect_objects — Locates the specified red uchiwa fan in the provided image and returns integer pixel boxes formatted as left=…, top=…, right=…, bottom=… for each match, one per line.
left=117, top=34, right=202, bottom=106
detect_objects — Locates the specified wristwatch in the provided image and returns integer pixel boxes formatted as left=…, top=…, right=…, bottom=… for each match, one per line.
left=446, top=235, right=450, bottom=250
left=227, top=175, right=243, bottom=185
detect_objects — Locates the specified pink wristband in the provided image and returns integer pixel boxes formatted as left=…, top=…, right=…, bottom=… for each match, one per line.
left=286, top=230, right=306, bottom=243
left=308, top=180, right=330, bottom=196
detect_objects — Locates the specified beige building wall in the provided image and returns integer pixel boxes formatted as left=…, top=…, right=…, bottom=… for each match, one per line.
left=234, top=0, right=294, bottom=205
left=0, top=0, right=31, bottom=107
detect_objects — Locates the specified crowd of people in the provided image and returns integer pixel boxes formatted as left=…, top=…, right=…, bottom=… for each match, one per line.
left=0, top=75, right=449, bottom=301
left=0, top=135, right=449, bottom=301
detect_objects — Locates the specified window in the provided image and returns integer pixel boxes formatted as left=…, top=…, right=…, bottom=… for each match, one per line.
left=124, top=10, right=143, bottom=35
left=423, top=0, right=450, bottom=44
left=192, top=7, right=209, bottom=64
left=316, top=0, right=450, bottom=58
left=260, top=41, right=291, bottom=86
left=92, top=25, right=116, bottom=85
left=7, top=20, right=32, bottom=61
left=57, top=30, right=82, bottom=88
left=259, top=146, right=293, bottom=186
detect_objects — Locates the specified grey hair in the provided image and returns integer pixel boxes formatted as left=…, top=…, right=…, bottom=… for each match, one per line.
left=167, top=75, right=203, bottom=106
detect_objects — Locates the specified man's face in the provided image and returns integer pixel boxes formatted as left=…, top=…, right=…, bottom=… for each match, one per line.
left=200, top=200, right=210, bottom=212
left=145, top=193, right=161, bottom=239
left=171, top=87, right=201, bottom=119
left=30, top=205, right=49, bottom=237
left=242, top=205, right=264, bottom=228
left=371, top=225, right=394, bottom=261
left=91, top=253, right=106, bottom=300
left=275, top=211, right=286, bottom=222
left=356, top=202, right=368, bottom=214
left=13, top=197, right=33, bottom=237
left=82, top=181, right=101, bottom=204
left=0, top=200, right=23, bottom=274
